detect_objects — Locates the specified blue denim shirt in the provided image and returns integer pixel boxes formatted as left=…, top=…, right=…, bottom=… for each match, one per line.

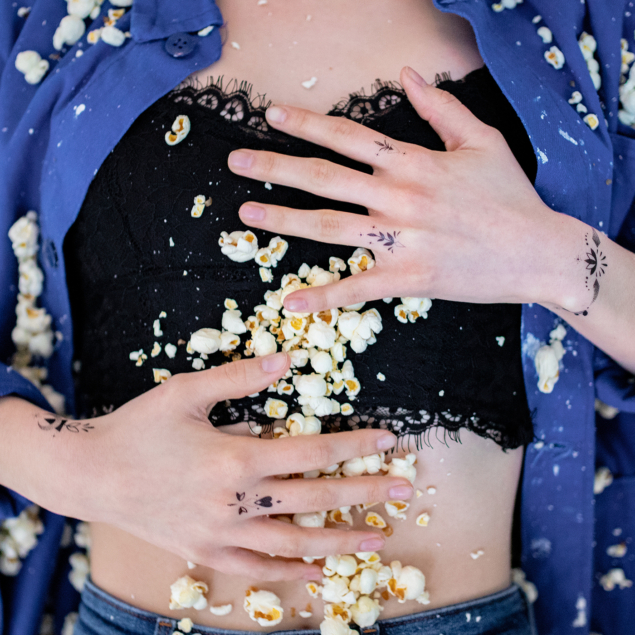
left=1, top=1, right=634, bottom=634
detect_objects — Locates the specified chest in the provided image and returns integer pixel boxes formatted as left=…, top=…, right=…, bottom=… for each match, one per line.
left=187, top=0, right=483, bottom=113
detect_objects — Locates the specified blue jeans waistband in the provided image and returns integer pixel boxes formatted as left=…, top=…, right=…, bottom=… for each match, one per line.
left=76, top=577, right=536, bottom=635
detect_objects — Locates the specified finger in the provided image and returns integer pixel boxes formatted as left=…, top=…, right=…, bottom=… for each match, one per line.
left=179, top=353, right=290, bottom=413
left=228, top=150, right=383, bottom=208
left=212, top=546, right=322, bottom=581
left=263, top=474, right=414, bottom=516
left=400, top=66, right=489, bottom=152
left=283, top=269, right=387, bottom=313
left=238, top=516, right=386, bottom=559
left=239, top=203, right=380, bottom=247
left=259, top=428, right=397, bottom=476
left=264, top=105, right=411, bottom=168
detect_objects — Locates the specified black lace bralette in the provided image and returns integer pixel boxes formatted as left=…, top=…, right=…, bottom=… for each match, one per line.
left=64, top=67, right=536, bottom=450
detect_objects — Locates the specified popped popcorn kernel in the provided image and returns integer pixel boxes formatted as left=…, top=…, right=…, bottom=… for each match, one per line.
left=177, top=617, right=194, bottom=633
left=365, top=512, right=387, bottom=528
left=219, top=230, right=259, bottom=263
left=348, top=248, right=375, bottom=275
left=594, top=467, right=613, bottom=494
left=243, top=589, right=284, bottom=626
left=426, top=486, right=436, bottom=495
left=169, top=575, right=209, bottom=610
left=209, top=604, right=233, bottom=616
left=583, top=113, right=600, bottom=130
left=544, top=46, right=565, bottom=70
left=341, top=403, right=354, bottom=416
left=260, top=268, right=274, bottom=283
left=306, top=582, right=322, bottom=597
left=151, top=342, right=161, bottom=357
left=165, top=115, right=191, bottom=146
left=15, top=50, right=49, bottom=84
left=385, top=501, right=409, bottom=520
left=265, top=398, right=288, bottom=419
left=416, top=512, right=430, bottom=527
left=606, top=543, right=627, bottom=558
left=190, top=328, right=221, bottom=355
left=470, top=550, right=485, bottom=560
left=599, top=568, right=633, bottom=591
left=153, top=368, right=172, bottom=383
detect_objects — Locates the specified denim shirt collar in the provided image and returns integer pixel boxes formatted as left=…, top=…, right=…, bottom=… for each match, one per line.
left=131, top=0, right=224, bottom=43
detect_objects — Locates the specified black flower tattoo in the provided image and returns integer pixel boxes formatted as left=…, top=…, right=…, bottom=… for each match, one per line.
left=228, top=492, right=281, bottom=515
left=36, top=415, right=94, bottom=436
left=367, top=230, right=404, bottom=253
left=570, top=228, right=607, bottom=316
left=374, top=138, right=405, bottom=156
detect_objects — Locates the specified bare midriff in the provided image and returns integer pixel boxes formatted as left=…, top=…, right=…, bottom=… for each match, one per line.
left=89, top=1, right=525, bottom=630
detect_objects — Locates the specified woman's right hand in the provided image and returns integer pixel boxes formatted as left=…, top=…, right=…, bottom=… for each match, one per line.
left=50, top=352, right=412, bottom=581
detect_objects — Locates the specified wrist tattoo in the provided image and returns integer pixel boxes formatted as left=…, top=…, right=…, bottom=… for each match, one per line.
left=365, top=228, right=404, bottom=253
left=374, top=138, right=405, bottom=156
left=569, top=228, right=607, bottom=316
left=36, top=414, right=94, bottom=436
left=228, top=491, right=281, bottom=515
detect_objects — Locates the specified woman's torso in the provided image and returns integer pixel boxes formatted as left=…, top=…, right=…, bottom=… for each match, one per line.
left=84, top=0, right=527, bottom=629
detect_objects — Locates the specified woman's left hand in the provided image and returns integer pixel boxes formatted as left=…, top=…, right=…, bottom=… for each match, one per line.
left=228, top=66, right=582, bottom=314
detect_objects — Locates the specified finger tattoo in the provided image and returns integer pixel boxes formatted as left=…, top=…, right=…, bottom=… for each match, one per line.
left=374, top=138, right=405, bottom=156
left=36, top=414, right=94, bottom=436
left=366, top=229, right=404, bottom=253
left=228, top=491, right=282, bottom=515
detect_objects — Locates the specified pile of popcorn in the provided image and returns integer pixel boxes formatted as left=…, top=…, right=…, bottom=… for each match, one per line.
left=0, top=505, right=44, bottom=576
left=168, top=417, right=434, bottom=633
left=618, top=39, right=635, bottom=127
left=148, top=231, right=432, bottom=424
left=578, top=32, right=602, bottom=92
left=533, top=324, right=566, bottom=394
left=8, top=212, right=65, bottom=414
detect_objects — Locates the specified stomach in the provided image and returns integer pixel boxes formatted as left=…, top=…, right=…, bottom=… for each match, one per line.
left=88, top=424, right=523, bottom=630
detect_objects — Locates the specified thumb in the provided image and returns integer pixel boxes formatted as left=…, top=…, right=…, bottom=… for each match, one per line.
left=185, top=352, right=290, bottom=414
left=400, top=66, right=485, bottom=152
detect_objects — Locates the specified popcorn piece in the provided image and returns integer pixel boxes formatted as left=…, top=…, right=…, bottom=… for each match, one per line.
left=537, top=26, right=553, bottom=44
left=302, top=77, right=318, bottom=89
left=243, top=588, right=284, bottom=626
left=387, top=454, right=417, bottom=483
left=187, top=561, right=196, bottom=569
left=359, top=568, right=379, bottom=595
left=385, top=501, right=409, bottom=520
left=306, top=322, right=337, bottom=350
left=599, top=568, right=633, bottom=591
left=15, top=51, right=49, bottom=85
left=87, top=28, right=103, bottom=44
left=320, top=617, right=356, bottom=635
left=190, top=328, right=221, bottom=355
left=260, top=267, right=274, bottom=283
left=583, top=113, right=600, bottom=130
left=416, top=512, right=430, bottom=527
left=568, top=91, right=583, bottom=105
left=322, top=575, right=357, bottom=605
left=198, top=25, right=215, bottom=37
left=68, top=552, right=89, bottom=592
left=165, top=343, right=177, bottom=359
left=222, top=309, right=248, bottom=335
left=329, top=257, right=347, bottom=273
left=306, top=582, right=322, bottom=597
left=348, top=248, right=375, bottom=275
left=311, top=351, right=333, bottom=374
left=294, top=373, right=328, bottom=398
left=299, top=610, right=313, bottom=618
left=293, top=511, right=326, bottom=528
left=511, top=569, right=538, bottom=604
left=544, top=46, right=565, bottom=70
left=388, top=564, right=426, bottom=603
left=192, top=358, right=205, bottom=371
left=153, top=368, right=172, bottom=383
left=324, top=603, right=352, bottom=623
left=606, top=543, right=627, bottom=558
left=350, top=596, right=382, bottom=628
left=209, top=604, right=233, bottom=616
left=287, top=413, right=321, bottom=436
left=8, top=213, right=39, bottom=259
left=169, top=575, right=209, bottom=610
left=365, top=512, right=387, bottom=529
left=400, top=297, right=432, bottom=321
left=153, top=318, right=163, bottom=337
left=269, top=236, right=289, bottom=265
left=426, top=486, right=436, bottom=495
left=265, top=398, right=288, bottom=419
left=177, top=617, right=194, bottom=633
left=53, top=15, right=86, bottom=51
left=534, top=342, right=564, bottom=393
left=165, top=115, right=191, bottom=146
left=220, top=331, right=241, bottom=352
left=151, top=342, right=161, bottom=357
left=219, top=230, right=259, bottom=262
left=101, top=25, right=126, bottom=47
left=231, top=41, right=241, bottom=50
left=594, top=467, right=613, bottom=494
left=327, top=508, right=353, bottom=525
left=341, top=403, right=354, bottom=416
left=252, top=326, right=278, bottom=356
left=376, top=372, right=386, bottom=381
left=470, top=550, right=485, bottom=560
left=255, top=247, right=273, bottom=267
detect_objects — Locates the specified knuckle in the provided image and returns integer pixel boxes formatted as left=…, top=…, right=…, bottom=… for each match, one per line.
left=221, top=359, right=249, bottom=389
left=276, top=536, right=302, bottom=558
left=226, top=447, right=252, bottom=482
left=436, top=88, right=458, bottom=109
left=258, top=152, right=278, bottom=176
left=329, top=119, right=355, bottom=141
left=309, top=485, right=337, bottom=512
left=306, top=440, right=333, bottom=470
left=309, top=159, right=335, bottom=187
left=318, top=213, right=341, bottom=239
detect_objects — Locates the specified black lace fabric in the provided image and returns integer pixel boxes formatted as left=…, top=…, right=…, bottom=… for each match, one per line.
left=64, top=67, right=536, bottom=450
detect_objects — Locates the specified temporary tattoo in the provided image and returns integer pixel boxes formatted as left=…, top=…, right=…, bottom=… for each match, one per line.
left=367, top=230, right=404, bottom=253
left=374, top=138, right=405, bottom=156
left=36, top=414, right=94, bottom=437
left=227, top=492, right=281, bottom=515
left=569, top=228, right=607, bottom=316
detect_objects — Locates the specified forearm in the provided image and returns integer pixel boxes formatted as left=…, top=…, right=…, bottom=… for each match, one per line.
left=0, top=396, right=100, bottom=518
left=539, top=212, right=635, bottom=374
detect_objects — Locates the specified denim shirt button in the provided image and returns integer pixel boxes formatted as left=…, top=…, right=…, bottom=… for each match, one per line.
left=42, top=239, right=59, bottom=269
left=164, top=32, right=198, bottom=58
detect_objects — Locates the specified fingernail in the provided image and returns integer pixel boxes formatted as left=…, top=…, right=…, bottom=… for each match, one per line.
left=261, top=352, right=288, bottom=373
left=359, top=538, right=385, bottom=551
left=377, top=433, right=397, bottom=451
left=240, top=204, right=265, bottom=221
left=389, top=485, right=413, bottom=500
left=267, top=106, right=287, bottom=123
left=228, top=150, right=253, bottom=169
left=405, top=66, right=426, bottom=87
left=285, top=298, right=308, bottom=312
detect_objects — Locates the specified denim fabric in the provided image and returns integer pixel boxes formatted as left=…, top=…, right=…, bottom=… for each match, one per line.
left=75, top=579, right=536, bottom=635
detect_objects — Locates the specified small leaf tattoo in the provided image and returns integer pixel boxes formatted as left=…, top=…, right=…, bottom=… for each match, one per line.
left=367, top=230, right=404, bottom=253
left=37, top=415, right=94, bottom=436
left=374, top=138, right=405, bottom=156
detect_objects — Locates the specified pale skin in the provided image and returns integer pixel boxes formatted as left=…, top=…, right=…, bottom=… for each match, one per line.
left=3, top=0, right=635, bottom=631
